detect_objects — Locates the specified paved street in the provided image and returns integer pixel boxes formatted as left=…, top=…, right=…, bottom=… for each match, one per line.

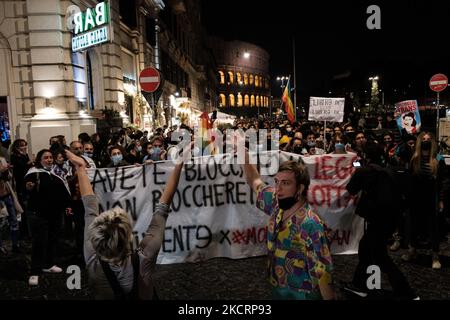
left=0, top=237, right=449, bottom=300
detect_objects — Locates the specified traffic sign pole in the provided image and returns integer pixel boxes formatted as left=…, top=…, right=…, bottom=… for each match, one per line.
left=437, top=92, right=440, bottom=140
left=429, top=74, right=448, bottom=140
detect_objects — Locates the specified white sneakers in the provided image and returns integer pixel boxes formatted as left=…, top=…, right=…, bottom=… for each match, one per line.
left=28, top=275, right=39, bottom=286
left=42, top=265, right=63, bottom=273
left=389, top=240, right=401, bottom=251
left=432, top=258, right=442, bottom=270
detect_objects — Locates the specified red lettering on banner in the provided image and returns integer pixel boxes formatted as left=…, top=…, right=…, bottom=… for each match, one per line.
left=314, top=156, right=357, bottom=180
left=335, top=157, right=355, bottom=179
left=310, top=184, right=354, bottom=209
left=329, top=229, right=351, bottom=246
left=232, top=227, right=267, bottom=245
left=314, top=156, right=334, bottom=180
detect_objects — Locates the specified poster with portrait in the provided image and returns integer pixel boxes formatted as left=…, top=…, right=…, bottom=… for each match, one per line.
left=395, top=100, right=421, bottom=134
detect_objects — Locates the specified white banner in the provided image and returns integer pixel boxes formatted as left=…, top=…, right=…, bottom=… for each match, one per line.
left=308, top=97, right=345, bottom=122
left=88, top=152, right=363, bottom=264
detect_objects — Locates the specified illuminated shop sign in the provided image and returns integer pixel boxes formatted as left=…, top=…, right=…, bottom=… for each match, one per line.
left=70, top=1, right=111, bottom=52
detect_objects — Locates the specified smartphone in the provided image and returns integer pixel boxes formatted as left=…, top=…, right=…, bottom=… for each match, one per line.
left=353, top=161, right=361, bottom=168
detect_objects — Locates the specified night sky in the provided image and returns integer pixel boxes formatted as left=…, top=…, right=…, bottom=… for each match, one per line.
left=201, top=0, right=450, bottom=106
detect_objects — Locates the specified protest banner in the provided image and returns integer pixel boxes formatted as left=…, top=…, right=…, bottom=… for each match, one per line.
left=87, top=152, right=363, bottom=264
left=395, top=100, right=421, bottom=134
left=308, top=97, right=345, bottom=122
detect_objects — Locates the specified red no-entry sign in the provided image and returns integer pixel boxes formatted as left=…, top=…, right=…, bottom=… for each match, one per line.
left=429, top=74, right=448, bottom=92
left=139, top=67, right=161, bottom=93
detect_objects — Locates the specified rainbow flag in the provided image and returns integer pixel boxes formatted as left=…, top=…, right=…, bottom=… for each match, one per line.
left=282, top=77, right=295, bottom=123
left=199, top=112, right=216, bottom=155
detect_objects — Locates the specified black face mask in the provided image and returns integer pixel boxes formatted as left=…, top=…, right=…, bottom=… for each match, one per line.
left=325, top=133, right=332, bottom=141
left=278, top=197, right=297, bottom=210
left=421, top=141, right=431, bottom=151
left=293, top=145, right=303, bottom=154
left=346, top=132, right=356, bottom=141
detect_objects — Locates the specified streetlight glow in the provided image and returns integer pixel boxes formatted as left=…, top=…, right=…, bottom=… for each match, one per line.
left=243, top=52, right=250, bottom=59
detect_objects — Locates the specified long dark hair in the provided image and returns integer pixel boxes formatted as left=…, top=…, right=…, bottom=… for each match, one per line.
left=35, top=149, right=53, bottom=168
left=11, top=139, right=27, bottom=155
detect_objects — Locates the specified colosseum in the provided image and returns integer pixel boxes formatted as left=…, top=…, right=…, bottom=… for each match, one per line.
left=207, top=37, right=271, bottom=117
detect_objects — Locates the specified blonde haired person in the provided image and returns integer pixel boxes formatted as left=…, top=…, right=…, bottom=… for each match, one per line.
left=65, top=149, right=184, bottom=299
left=402, top=132, right=448, bottom=269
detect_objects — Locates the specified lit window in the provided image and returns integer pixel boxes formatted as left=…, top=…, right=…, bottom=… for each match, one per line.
left=219, top=94, right=226, bottom=106
left=244, top=94, right=249, bottom=106
left=229, top=94, right=235, bottom=107
left=243, top=73, right=248, bottom=85
left=236, top=72, right=242, bottom=84
left=219, top=71, right=225, bottom=84
left=228, top=71, right=234, bottom=84
left=237, top=93, right=243, bottom=107
left=250, top=95, right=255, bottom=107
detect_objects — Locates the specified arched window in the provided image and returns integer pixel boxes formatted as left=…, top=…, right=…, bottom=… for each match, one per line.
left=243, top=73, right=248, bottom=85
left=228, top=71, right=234, bottom=84
left=236, top=72, right=242, bottom=85
left=255, top=76, right=260, bottom=87
left=265, top=97, right=269, bottom=107
left=229, top=94, right=235, bottom=107
left=250, top=95, right=255, bottom=107
left=244, top=94, right=249, bottom=106
left=249, top=74, right=254, bottom=86
left=219, top=94, right=226, bottom=106
left=256, top=96, right=260, bottom=107
left=237, top=93, right=243, bottom=107
left=219, top=71, right=225, bottom=84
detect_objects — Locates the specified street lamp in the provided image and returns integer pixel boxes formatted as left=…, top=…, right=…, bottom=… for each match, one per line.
left=243, top=52, right=250, bottom=59
left=276, top=76, right=288, bottom=89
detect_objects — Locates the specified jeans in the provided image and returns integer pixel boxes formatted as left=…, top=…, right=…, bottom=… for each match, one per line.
left=27, top=211, right=62, bottom=275
left=353, top=221, right=416, bottom=298
left=0, top=194, right=19, bottom=248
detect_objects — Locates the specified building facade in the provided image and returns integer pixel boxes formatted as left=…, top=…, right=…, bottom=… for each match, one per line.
left=207, top=37, right=271, bottom=118
left=0, top=0, right=216, bottom=154
left=158, top=0, right=218, bottom=128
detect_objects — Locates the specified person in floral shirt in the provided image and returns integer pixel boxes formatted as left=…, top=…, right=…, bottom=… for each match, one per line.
left=243, top=158, right=335, bottom=300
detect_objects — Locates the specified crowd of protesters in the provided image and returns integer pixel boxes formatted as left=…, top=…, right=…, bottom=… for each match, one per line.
left=0, top=111, right=449, bottom=299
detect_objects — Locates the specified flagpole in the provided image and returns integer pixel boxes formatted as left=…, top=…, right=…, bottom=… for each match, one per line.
left=293, top=36, right=297, bottom=122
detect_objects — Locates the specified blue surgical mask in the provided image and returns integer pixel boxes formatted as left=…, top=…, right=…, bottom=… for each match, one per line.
left=136, top=146, right=142, bottom=153
left=111, top=154, right=123, bottom=165
left=335, top=143, right=345, bottom=151
left=84, top=152, right=93, bottom=158
left=151, top=147, right=161, bottom=161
